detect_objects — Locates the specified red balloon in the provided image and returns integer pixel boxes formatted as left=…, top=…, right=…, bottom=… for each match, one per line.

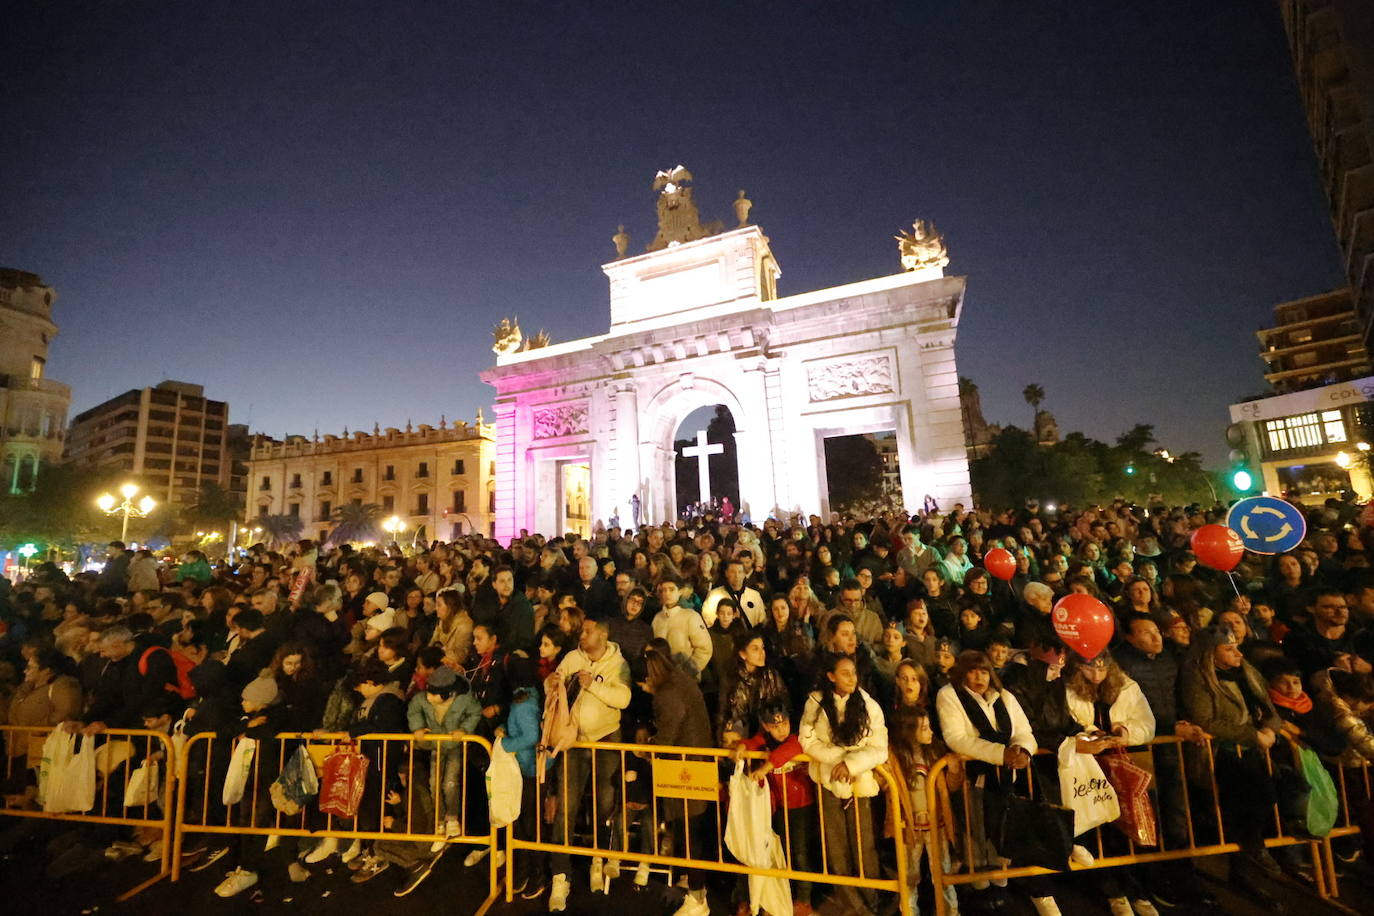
left=1191, top=524, right=1244, bottom=572
left=1052, top=593, right=1115, bottom=659
left=984, top=547, right=1016, bottom=581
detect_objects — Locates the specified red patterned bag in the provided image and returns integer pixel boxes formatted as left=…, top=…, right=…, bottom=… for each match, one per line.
left=318, top=743, right=369, bottom=819
left=1099, top=748, right=1158, bottom=846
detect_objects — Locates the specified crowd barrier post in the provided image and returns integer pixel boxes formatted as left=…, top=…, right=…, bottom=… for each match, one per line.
left=924, top=736, right=1337, bottom=916
left=1327, top=758, right=1373, bottom=902
left=0, top=724, right=178, bottom=900
left=501, top=738, right=913, bottom=916
left=169, top=730, right=501, bottom=915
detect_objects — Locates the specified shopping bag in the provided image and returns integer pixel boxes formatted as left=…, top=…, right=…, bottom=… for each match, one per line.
left=1057, top=736, right=1120, bottom=836
left=1099, top=748, right=1158, bottom=846
left=43, top=734, right=97, bottom=813
left=985, top=779, right=1074, bottom=871
left=95, top=739, right=135, bottom=778
left=270, top=745, right=321, bottom=816
left=1297, top=746, right=1337, bottom=838
left=318, top=743, right=369, bottom=819
left=485, top=738, right=523, bottom=828
left=724, top=762, right=792, bottom=916
left=37, top=729, right=73, bottom=808
left=221, top=736, right=258, bottom=806
left=124, top=760, right=161, bottom=808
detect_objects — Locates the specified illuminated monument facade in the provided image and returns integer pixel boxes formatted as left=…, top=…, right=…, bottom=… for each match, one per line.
left=482, top=167, right=971, bottom=541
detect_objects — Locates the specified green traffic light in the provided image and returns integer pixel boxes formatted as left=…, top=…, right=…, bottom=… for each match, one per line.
left=1124, top=465, right=1136, bottom=476
left=1232, top=469, right=1253, bottom=491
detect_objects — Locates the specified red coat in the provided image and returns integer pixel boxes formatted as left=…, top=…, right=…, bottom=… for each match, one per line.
left=740, top=732, right=816, bottom=811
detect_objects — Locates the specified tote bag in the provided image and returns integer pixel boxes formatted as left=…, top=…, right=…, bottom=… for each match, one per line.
left=1057, top=736, right=1120, bottom=837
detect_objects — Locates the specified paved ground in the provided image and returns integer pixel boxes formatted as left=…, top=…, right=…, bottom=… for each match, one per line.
left=2, top=821, right=1372, bottom=916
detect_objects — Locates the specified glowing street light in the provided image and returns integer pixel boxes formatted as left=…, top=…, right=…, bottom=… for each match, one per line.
left=96, top=483, right=156, bottom=541
left=1336, top=451, right=1352, bottom=468
left=383, top=515, right=406, bottom=542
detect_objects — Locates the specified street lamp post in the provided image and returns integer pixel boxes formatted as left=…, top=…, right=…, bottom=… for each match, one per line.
left=96, top=483, right=156, bottom=542
left=382, top=515, right=406, bottom=547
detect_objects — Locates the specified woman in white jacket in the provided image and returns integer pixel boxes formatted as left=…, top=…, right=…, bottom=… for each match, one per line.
left=1060, top=651, right=1158, bottom=916
left=935, top=650, right=1061, bottom=916
left=800, top=654, right=888, bottom=916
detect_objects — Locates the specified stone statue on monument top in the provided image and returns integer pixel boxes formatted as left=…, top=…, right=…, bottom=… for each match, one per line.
left=492, top=317, right=523, bottom=355
left=646, top=165, right=722, bottom=251
left=895, top=220, right=950, bottom=272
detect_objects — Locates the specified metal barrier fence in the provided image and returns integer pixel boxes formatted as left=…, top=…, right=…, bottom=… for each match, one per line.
left=504, top=738, right=914, bottom=916
left=170, top=730, right=501, bottom=913
left=1, top=724, right=178, bottom=900
left=924, top=736, right=1340, bottom=916
left=1328, top=758, right=1372, bottom=900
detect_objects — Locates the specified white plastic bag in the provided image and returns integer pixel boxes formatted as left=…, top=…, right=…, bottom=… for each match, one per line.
left=1057, top=735, right=1120, bottom=836
left=124, top=760, right=161, bottom=808
left=485, top=738, right=523, bottom=828
left=43, top=733, right=97, bottom=813
left=724, top=761, right=792, bottom=916
left=222, top=736, right=258, bottom=806
left=37, top=729, right=73, bottom=809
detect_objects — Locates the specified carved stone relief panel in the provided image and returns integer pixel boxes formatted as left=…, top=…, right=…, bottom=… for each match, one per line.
left=806, top=355, right=895, bottom=402
left=532, top=403, right=590, bottom=440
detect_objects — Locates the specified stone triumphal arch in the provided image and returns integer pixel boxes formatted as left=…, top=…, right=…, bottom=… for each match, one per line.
left=481, top=167, right=972, bottom=541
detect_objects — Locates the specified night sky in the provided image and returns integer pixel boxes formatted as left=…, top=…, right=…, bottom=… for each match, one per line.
left=2, top=0, right=1345, bottom=465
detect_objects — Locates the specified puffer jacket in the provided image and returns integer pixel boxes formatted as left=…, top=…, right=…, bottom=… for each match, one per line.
left=718, top=664, right=789, bottom=741
left=553, top=641, right=631, bottom=741
left=799, top=687, right=889, bottom=799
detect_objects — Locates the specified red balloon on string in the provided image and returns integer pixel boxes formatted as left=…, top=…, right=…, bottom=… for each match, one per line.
left=1191, top=524, right=1244, bottom=572
left=984, top=547, right=1016, bottom=581
left=1052, top=593, right=1115, bottom=659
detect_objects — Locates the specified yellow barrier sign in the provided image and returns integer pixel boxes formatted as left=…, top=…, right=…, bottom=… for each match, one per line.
left=651, top=758, right=718, bottom=801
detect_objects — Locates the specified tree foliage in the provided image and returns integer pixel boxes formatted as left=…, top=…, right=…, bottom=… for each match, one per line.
left=0, top=464, right=173, bottom=550
left=971, top=424, right=1213, bottom=509
left=326, top=502, right=384, bottom=545
left=824, top=435, right=890, bottom=514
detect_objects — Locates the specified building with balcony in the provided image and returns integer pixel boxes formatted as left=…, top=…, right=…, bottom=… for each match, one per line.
left=0, top=268, right=71, bottom=493
left=64, top=381, right=231, bottom=511
left=245, top=416, right=496, bottom=542
left=1280, top=1, right=1374, bottom=348
left=1257, top=288, right=1371, bottom=392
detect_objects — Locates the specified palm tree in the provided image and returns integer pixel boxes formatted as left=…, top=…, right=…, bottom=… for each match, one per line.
left=1022, top=383, right=1045, bottom=431
left=328, top=502, right=385, bottom=545
left=255, top=513, right=305, bottom=548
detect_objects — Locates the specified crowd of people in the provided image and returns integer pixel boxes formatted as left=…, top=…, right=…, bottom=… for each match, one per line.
left=1, top=498, right=1374, bottom=916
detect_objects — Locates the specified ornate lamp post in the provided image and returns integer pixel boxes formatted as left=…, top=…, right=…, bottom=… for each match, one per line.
left=96, top=483, right=156, bottom=542
left=382, top=514, right=406, bottom=546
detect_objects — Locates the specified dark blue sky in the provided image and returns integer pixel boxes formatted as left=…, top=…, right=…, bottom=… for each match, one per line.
left=3, top=0, right=1345, bottom=464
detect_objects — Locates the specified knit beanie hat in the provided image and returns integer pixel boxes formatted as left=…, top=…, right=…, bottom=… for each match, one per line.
left=364, top=592, right=391, bottom=612
left=241, top=671, right=279, bottom=707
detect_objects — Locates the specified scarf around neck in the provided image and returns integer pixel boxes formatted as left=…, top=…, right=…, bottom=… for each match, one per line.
left=1268, top=687, right=1312, bottom=714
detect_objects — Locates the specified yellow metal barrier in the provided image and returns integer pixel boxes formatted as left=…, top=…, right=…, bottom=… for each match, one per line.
left=924, top=736, right=1337, bottom=916
left=1, top=724, right=179, bottom=900
left=170, top=730, right=500, bottom=914
left=504, top=738, right=913, bottom=916
left=1327, top=758, right=1372, bottom=902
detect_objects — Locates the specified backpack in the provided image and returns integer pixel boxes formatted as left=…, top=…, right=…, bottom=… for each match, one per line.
left=139, top=646, right=197, bottom=700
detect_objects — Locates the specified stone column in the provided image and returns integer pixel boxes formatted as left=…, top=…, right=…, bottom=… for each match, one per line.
left=734, top=361, right=776, bottom=520
left=613, top=384, right=641, bottom=524
left=491, top=401, right=518, bottom=543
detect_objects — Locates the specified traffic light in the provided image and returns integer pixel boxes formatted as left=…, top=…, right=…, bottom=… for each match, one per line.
left=1124, top=464, right=1136, bottom=477
left=1225, top=423, right=1254, bottom=493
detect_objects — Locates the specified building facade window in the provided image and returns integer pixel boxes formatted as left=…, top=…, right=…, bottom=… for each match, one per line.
left=1264, top=409, right=1349, bottom=454
left=416, top=493, right=429, bottom=514
left=453, top=490, right=466, bottom=512
left=260, top=475, right=271, bottom=491
left=319, top=500, right=332, bottom=521
left=30, top=356, right=44, bottom=380
left=384, top=465, right=395, bottom=481
left=417, top=461, right=429, bottom=478
left=321, top=470, right=333, bottom=486
left=452, top=459, right=465, bottom=475
left=352, top=468, right=364, bottom=483
left=382, top=494, right=395, bottom=512
left=289, top=502, right=300, bottom=517
left=290, top=473, right=302, bottom=488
